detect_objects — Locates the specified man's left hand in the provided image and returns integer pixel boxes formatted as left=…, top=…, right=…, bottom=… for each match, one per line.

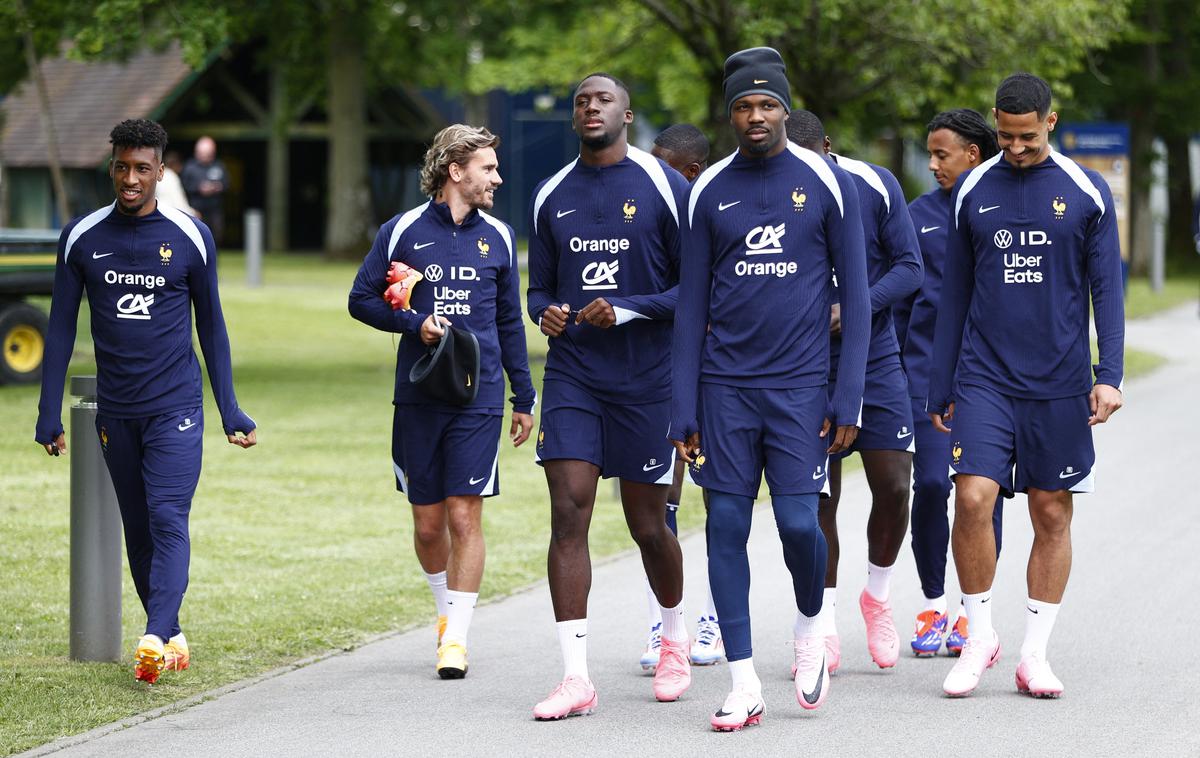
left=1088, top=383, right=1123, bottom=426
left=575, top=298, right=616, bottom=328
left=821, top=418, right=858, bottom=453
left=510, top=413, right=534, bottom=447
left=227, top=429, right=257, bottom=448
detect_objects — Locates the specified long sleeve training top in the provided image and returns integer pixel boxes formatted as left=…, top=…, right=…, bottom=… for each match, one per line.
left=898, top=188, right=952, bottom=400
left=36, top=202, right=253, bottom=442
left=348, top=200, right=536, bottom=415
left=928, top=149, right=1124, bottom=413
left=828, top=154, right=923, bottom=378
left=526, top=146, right=688, bottom=403
left=671, top=143, right=871, bottom=441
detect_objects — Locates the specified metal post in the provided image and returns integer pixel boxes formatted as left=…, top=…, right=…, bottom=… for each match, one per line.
left=69, top=375, right=123, bottom=662
left=245, top=208, right=264, bottom=288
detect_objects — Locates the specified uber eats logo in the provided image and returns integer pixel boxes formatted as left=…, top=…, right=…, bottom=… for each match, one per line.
left=736, top=223, right=797, bottom=278
left=425, top=264, right=480, bottom=315
left=994, top=228, right=1049, bottom=284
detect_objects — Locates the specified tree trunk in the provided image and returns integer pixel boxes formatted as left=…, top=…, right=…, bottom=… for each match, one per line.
left=17, top=0, right=70, bottom=225
left=267, top=62, right=290, bottom=253
left=1164, top=133, right=1194, bottom=266
left=324, top=11, right=371, bottom=259
left=1127, top=109, right=1156, bottom=276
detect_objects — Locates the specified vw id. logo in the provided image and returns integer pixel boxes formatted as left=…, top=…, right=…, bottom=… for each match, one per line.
left=993, top=229, right=1013, bottom=249
left=424, top=264, right=444, bottom=282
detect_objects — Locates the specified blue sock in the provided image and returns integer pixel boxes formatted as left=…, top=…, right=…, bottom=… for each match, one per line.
left=665, top=503, right=679, bottom=536
left=771, top=493, right=826, bottom=617
left=705, top=490, right=755, bottom=661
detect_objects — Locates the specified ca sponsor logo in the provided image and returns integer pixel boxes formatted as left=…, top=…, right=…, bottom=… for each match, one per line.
left=581, top=260, right=619, bottom=290
left=745, top=223, right=786, bottom=255
left=116, top=292, right=154, bottom=320
left=424, top=264, right=444, bottom=282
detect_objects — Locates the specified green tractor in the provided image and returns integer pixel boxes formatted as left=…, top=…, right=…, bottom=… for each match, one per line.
left=0, top=230, right=57, bottom=385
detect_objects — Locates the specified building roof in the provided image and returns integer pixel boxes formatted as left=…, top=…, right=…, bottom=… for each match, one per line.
left=0, top=44, right=195, bottom=169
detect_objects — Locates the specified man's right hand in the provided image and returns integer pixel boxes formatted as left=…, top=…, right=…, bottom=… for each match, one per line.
left=540, top=304, right=571, bottom=337
left=930, top=401, right=955, bottom=434
left=42, top=433, right=66, bottom=457
left=829, top=303, right=842, bottom=336
left=672, top=432, right=701, bottom=464
left=421, top=314, right=450, bottom=345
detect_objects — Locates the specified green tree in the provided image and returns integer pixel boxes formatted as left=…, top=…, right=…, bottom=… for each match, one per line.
left=1070, top=0, right=1200, bottom=270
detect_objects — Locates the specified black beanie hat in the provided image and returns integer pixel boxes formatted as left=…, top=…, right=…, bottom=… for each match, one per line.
left=723, top=47, right=791, bottom=115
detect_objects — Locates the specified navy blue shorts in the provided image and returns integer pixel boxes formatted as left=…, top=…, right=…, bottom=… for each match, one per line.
left=392, top=405, right=503, bottom=505
left=950, top=383, right=1095, bottom=497
left=535, top=378, right=675, bottom=484
left=831, top=362, right=916, bottom=458
left=689, top=383, right=829, bottom=498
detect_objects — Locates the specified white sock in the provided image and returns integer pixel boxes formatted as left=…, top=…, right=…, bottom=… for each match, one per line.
left=962, top=590, right=994, bottom=641
left=793, top=610, right=820, bottom=639
left=865, top=561, right=895, bottom=602
left=953, top=602, right=967, bottom=624
left=557, top=619, right=589, bottom=682
left=924, top=595, right=948, bottom=615
left=703, top=575, right=718, bottom=620
left=424, top=571, right=449, bottom=617
left=643, top=574, right=662, bottom=628
left=660, top=601, right=686, bottom=642
left=442, top=590, right=477, bottom=646
left=1020, top=598, right=1061, bottom=660
left=815, top=587, right=837, bottom=636
left=169, top=632, right=187, bottom=647
left=728, top=657, right=761, bottom=693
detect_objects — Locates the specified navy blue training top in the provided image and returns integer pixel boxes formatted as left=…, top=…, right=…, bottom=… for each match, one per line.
left=670, top=143, right=871, bottom=440
left=36, top=202, right=253, bottom=442
left=928, top=149, right=1125, bottom=412
left=828, top=154, right=923, bottom=378
left=897, top=187, right=952, bottom=400
left=526, top=146, right=688, bottom=403
left=348, top=200, right=536, bottom=415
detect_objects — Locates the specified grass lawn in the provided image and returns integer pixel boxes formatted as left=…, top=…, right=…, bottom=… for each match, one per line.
left=0, top=253, right=714, bottom=755
left=0, top=254, right=1174, bottom=754
left=1124, top=275, right=1199, bottom=320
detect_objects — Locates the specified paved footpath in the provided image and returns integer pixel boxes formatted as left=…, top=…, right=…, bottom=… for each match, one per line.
left=24, top=305, right=1200, bottom=758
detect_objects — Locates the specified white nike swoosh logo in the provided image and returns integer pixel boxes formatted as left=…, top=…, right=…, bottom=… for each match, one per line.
left=642, top=463, right=666, bottom=472
left=718, top=201, right=741, bottom=211
left=413, top=242, right=435, bottom=250
left=1058, top=469, right=1084, bottom=479
left=920, top=225, right=940, bottom=234
left=897, top=430, right=913, bottom=439
left=556, top=209, right=576, bottom=218
left=469, top=476, right=487, bottom=485
left=978, top=205, right=1000, bottom=214
left=812, top=470, right=824, bottom=480
left=92, top=252, right=115, bottom=259
left=177, top=421, right=196, bottom=432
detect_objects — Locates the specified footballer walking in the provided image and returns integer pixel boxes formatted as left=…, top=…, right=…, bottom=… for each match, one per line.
left=527, top=72, right=692, bottom=718
left=36, top=119, right=258, bottom=684
left=349, top=124, right=536, bottom=679
left=928, top=73, right=1124, bottom=698
left=672, top=47, right=871, bottom=730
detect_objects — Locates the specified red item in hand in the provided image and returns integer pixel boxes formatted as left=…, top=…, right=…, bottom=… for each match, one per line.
left=384, top=261, right=424, bottom=310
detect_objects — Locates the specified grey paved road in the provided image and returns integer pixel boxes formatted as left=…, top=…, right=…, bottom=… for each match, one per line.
left=23, top=306, right=1200, bottom=757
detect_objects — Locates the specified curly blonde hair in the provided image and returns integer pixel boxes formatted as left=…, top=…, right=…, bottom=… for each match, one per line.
left=419, top=124, right=501, bottom=197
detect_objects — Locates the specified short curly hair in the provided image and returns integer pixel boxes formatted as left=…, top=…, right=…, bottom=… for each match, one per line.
left=110, top=119, right=169, bottom=160
left=419, top=124, right=500, bottom=198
